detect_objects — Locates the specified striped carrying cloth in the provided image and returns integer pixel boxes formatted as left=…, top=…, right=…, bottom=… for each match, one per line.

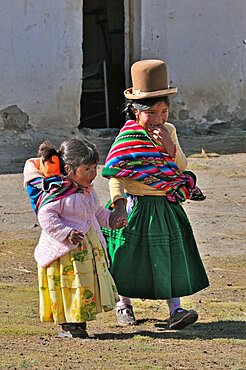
left=27, top=176, right=82, bottom=214
left=102, top=120, right=205, bottom=204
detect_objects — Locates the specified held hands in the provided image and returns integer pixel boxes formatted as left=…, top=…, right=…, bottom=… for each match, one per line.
left=67, top=229, right=85, bottom=246
left=150, top=125, right=176, bottom=158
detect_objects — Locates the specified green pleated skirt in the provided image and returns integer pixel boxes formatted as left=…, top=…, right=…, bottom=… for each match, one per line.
left=102, top=195, right=209, bottom=299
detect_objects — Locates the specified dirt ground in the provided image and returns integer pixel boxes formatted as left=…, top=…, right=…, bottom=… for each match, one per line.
left=0, top=127, right=245, bottom=369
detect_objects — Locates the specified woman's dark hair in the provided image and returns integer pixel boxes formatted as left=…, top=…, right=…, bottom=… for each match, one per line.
left=37, top=138, right=99, bottom=175
left=123, top=101, right=136, bottom=120
left=123, top=96, right=170, bottom=121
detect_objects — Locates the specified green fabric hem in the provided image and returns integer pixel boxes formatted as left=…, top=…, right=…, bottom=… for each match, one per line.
left=102, top=168, right=121, bottom=177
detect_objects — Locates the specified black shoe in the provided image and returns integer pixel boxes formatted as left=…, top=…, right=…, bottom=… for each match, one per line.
left=168, top=308, right=198, bottom=330
left=59, top=322, right=88, bottom=338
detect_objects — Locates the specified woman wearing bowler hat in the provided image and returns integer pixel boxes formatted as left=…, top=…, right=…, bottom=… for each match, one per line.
left=102, top=59, right=209, bottom=329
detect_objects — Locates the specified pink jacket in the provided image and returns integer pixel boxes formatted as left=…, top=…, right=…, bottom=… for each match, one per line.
left=35, top=189, right=111, bottom=267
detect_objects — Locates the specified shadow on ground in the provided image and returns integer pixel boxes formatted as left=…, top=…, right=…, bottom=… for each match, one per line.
left=93, top=320, right=246, bottom=341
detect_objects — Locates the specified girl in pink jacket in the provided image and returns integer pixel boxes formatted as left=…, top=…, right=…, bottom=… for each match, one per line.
left=24, top=139, right=121, bottom=338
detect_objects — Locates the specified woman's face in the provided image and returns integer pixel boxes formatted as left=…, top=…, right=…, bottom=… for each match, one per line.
left=67, top=163, right=98, bottom=188
left=135, top=101, right=169, bottom=134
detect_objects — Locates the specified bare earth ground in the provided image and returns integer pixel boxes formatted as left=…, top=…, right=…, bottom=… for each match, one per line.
left=0, top=128, right=246, bottom=369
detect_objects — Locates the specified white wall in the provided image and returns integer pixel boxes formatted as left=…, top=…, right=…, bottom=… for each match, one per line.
left=0, top=0, right=82, bottom=129
left=139, top=0, right=246, bottom=123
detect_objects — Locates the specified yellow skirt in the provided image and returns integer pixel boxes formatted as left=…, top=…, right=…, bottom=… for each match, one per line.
left=38, top=228, right=119, bottom=324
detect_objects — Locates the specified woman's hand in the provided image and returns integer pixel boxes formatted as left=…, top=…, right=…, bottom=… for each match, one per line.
left=109, top=210, right=128, bottom=229
left=109, top=199, right=128, bottom=229
left=67, top=229, right=85, bottom=245
left=151, top=125, right=176, bottom=158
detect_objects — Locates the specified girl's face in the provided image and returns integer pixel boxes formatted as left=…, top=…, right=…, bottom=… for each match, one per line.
left=67, top=163, right=98, bottom=188
left=135, top=101, right=169, bottom=134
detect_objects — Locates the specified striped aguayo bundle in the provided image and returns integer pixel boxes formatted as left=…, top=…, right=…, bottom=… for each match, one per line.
left=102, top=120, right=205, bottom=204
left=27, top=176, right=82, bottom=214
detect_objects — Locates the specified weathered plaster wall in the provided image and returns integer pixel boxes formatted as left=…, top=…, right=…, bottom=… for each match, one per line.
left=139, top=0, right=246, bottom=123
left=0, top=0, right=82, bottom=130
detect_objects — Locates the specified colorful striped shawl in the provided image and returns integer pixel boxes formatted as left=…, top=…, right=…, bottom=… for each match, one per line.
left=27, top=176, right=82, bottom=215
left=102, top=120, right=205, bottom=204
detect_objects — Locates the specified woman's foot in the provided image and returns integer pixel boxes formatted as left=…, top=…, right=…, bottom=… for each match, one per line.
left=58, top=322, right=89, bottom=338
left=168, top=308, right=198, bottom=330
left=115, top=304, right=137, bottom=326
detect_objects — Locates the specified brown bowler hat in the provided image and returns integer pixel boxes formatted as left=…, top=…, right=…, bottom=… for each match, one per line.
left=124, top=59, right=177, bottom=99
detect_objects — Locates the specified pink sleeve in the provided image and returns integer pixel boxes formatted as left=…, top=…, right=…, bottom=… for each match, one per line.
left=37, top=201, right=73, bottom=242
left=92, top=190, right=111, bottom=228
left=95, top=206, right=111, bottom=228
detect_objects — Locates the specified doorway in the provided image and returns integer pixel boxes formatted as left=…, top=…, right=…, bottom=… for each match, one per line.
left=80, top=0, right=125, bottom=129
